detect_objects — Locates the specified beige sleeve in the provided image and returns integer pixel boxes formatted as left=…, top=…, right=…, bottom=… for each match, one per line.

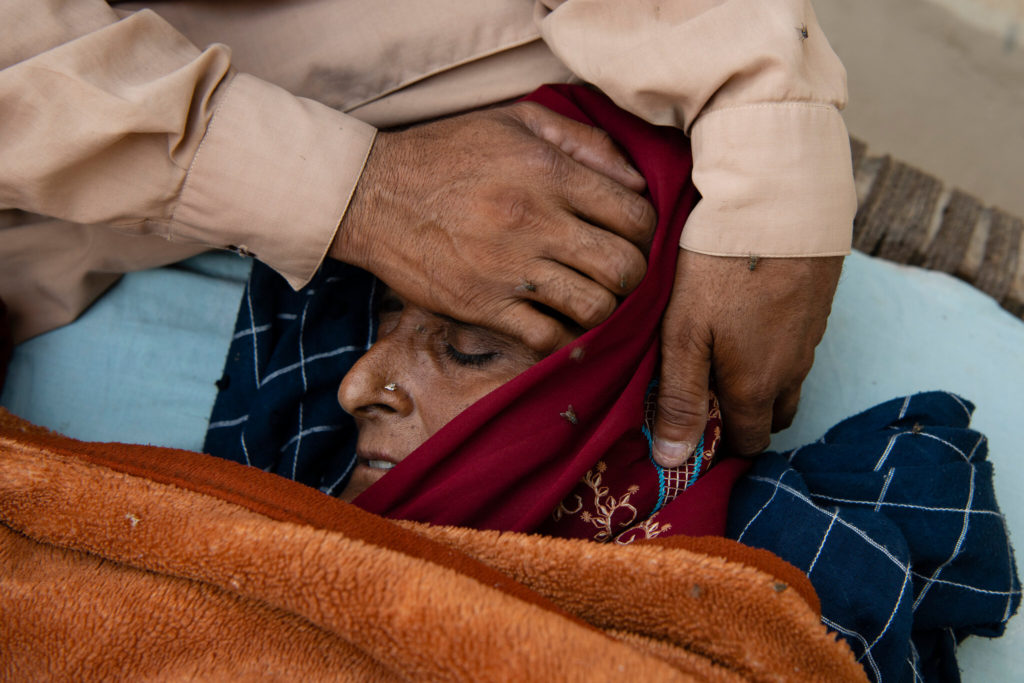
left=536, top=0, right=856, bottom=256
left=0, top=0, right=375, bottom=290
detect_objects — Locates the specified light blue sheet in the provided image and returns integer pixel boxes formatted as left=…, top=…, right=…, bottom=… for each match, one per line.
left=2, top=249, right=1022, bottom=679
left=1, top=252, right=250, bottom=452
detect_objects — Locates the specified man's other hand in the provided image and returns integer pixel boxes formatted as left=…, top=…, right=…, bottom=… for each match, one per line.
left=651, top=252, right=843, bottom=464
left=330, top=101, right=656, bottom=352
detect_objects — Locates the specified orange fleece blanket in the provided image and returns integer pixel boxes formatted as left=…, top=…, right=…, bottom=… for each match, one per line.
left=0, top=409, right=866, bottom=681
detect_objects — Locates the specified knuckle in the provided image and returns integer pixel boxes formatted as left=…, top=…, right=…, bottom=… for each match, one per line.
left=592, top=188, right=656, bottom=244
left=604, top=254, right=646, bottom=294
left=575, top=288, right=616, bottom=328
left=731, top=431, right=771, bottom=456
left=496, top=191, right=537, bottom=229
left=746, top=387, right=778, bottom=410
left=588, top=235, right=645, bottom=291
left=508, top=100, right=542, bottom=121
left=523, top=323, right=562, bottom=354
left=589, top=127, right=614, bottom=150
left=656, top=391, right=710, bottom=431
left=526, top=142, right=564, bottom=177
left=619, top=248, right=647, bottom=286
left=724, top=379, right=777, bottom=411
left=664, top=321, right=709, bottom=360
left=771, top=389, right=802, bottom=432
left=626, top=194, right=656, bottom=236
left=498, top=101, right=534, bottom=130
left=773, top=410, right=796, bottom=432
left=720, top=389, right=775, bottom=455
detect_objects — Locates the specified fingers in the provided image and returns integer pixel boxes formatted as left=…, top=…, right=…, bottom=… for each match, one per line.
left=514, top=101, right=647, bottom=193
left=652, top=304, right=714, bottom=468
left=715, top=358, right=808, bottom=455
left=490, top=299, right=576, bottom=354
left=563, top=171, right=657, bottom=250
left=468, top=250, right=631, bottom=351
left=510, top=142, right=656, bottom=250
left=512, top=261, right=618, bottom=331
left=716, top=384, right=774, bottom=457
left=771, top=385, right=802, bottom=433
left=512, top=102, right=657, bottom=248
left=543, top=220, right=648, bottom=297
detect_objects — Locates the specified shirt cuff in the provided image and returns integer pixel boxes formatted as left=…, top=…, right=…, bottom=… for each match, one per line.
left=171, top=72, right=377, bottom=289
left=680, top=103, right=856, bottom=258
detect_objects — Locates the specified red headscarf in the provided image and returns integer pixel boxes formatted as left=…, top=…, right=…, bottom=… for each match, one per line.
left=356, top=85, right=749, bottom=541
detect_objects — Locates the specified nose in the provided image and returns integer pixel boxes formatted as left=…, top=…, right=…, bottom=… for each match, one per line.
left=337, top=341, right=414, bottom=418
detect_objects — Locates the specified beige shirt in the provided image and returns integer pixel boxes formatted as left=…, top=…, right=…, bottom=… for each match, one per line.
left=0, top=0, right=855, bottom=342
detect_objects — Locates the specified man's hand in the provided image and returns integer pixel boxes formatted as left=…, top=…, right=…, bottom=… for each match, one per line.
left=330, top=101, right=657, bottom=351
left=651, top=252, right=843, bottom=464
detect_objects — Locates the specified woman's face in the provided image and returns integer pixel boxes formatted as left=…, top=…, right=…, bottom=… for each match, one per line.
left=337, top=289, right=542, bottom=501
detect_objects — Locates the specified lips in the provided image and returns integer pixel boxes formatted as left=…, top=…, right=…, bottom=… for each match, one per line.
left=357, top=450, right=398, bottom=471
left=339, top=451, right=398, bottom=503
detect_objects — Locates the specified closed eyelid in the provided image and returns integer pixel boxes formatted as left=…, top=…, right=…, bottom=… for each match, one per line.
left=444, top=326, right=509, bottom=357
left=438, top=317, right=545, bottom=367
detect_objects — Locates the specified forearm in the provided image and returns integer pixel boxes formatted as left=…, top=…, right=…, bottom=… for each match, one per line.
left=537, top=0, right=856, bottom=256
left=0, top=0, right=375, bottom=289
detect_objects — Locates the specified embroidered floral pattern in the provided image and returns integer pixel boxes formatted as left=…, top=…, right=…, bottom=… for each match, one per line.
left=614, top=516, right=673, bottom=545
left=548, top=388, right=724, bottom=543
left=552, top=461, right=641, bottom=542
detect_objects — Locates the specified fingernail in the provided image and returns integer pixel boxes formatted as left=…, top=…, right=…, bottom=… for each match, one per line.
left=623, top=162, right=642, bottom=177
left=653, top=438, right=695, bottom=468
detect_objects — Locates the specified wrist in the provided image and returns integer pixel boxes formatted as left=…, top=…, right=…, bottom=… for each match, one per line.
left=330, top=132, right=389, bottom=270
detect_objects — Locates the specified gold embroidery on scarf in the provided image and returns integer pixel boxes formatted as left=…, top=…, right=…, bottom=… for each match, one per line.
left=552, top=461, right=641, bottom=542
left=614, top=516, right=673, bottom=545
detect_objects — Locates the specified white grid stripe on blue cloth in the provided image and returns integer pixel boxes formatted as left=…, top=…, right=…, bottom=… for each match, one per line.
left=727, top=392, right=1020, bottom=682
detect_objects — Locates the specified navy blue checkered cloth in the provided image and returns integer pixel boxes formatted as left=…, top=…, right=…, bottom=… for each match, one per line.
left=728, top=392, right=1020, bottom=682
left=203, top=260, right=371, bottom=495
left=206, top=264, right=1018, bottom=682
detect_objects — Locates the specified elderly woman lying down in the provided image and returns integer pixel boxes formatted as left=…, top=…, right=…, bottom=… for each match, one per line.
left=206, top=85, right=736, bottom=539
left=202, top=86, right=1019, bottom=682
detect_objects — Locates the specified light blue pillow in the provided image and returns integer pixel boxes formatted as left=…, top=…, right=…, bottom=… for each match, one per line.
left=1, top=252, right=250, bottom=451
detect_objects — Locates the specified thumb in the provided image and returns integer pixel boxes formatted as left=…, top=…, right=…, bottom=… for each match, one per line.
left=653, top=318, right=713, bottom=468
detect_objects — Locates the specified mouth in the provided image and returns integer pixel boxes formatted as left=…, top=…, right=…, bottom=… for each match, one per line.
left=339, top=451, right=398, bottom=503
left=364, top=459, right=395, bottom=471
left=357, top=451, right=397, bottom=471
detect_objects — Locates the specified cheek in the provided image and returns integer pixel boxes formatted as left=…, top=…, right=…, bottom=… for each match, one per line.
left=417, top=375, right=509, bottom=436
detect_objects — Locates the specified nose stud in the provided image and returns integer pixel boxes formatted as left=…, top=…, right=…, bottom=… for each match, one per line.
left=384, top=382, right=397, bottom=392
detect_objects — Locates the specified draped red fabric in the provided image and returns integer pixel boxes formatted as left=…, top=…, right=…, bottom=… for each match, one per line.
left=356, top=85, right=750, bottom=540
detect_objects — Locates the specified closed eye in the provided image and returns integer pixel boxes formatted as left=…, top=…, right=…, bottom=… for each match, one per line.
left=444, top=343, right=499, bottom=368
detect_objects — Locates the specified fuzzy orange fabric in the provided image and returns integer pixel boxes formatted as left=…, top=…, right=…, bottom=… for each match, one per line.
left=0, top=409, right=867, bottom=681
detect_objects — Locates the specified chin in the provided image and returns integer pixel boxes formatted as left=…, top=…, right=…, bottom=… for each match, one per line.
left=338, top=463, right=389, bottom=502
